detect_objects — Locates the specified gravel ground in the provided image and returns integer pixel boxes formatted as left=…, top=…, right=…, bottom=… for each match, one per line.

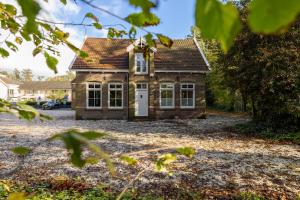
left=0, top=110, right=299, bottom=199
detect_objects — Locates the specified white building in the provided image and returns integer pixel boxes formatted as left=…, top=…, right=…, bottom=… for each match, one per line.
left=0, top=75, right=20, bottom=101
left=19, top=81, right=72, bottom=101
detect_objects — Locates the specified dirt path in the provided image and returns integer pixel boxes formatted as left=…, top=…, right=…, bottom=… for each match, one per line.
left=0, top=110, right=299, bottom=199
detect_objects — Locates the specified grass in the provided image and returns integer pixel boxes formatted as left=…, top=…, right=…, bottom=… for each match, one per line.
left=233, top=122, right=300, bottom=145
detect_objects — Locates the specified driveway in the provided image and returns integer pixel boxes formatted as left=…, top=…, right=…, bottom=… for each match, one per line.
left=0, top=110, right=299, bottom=199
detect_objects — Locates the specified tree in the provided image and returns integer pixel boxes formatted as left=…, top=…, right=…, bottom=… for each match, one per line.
left=215, top=4, right=300, bottom=129
left=12, top=68, right=21, bottom=80
left=46, top=71, right=75, bottom=81
left=21, top=68, right=33, bottom=82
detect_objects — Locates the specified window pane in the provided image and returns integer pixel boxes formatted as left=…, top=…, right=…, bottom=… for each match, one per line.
left=110, top=91, right=115, bottom=99
left=95, top=84, right=101, bottom=88
left=88, top=99, right=94, bottom=107
left=116, top=91, right=122, bottom=99
left=161, top=99, right=166, bottom=107
left=166, top=91, right=173, bottom=98
left=116, top=99, right=122, bottom=107
left=110, top=100, right=115, bottom=107
left=188, top=99, right=193, bottom=106
left=116, top=84, right=122, bottom=89
left=89, top=91, right=94, bottom=98
left=88, top=84, right=94, bottom=88
left=166, top=98, right=172, bottom=106
left=187, top=91, right=193, bottom=98
left=95, top=99, right=101, bottom=107
left=95, top=91, right=101, bottom=99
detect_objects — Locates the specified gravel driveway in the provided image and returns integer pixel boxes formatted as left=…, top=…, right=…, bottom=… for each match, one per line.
left=0, top=110, right=299, bottom=199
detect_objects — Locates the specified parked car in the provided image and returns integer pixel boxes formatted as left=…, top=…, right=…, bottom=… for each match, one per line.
left=42, top=100, right=60, bottom=110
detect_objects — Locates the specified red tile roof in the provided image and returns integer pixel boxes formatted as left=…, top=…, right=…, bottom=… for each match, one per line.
left=72, top=38, right=209, bottom=71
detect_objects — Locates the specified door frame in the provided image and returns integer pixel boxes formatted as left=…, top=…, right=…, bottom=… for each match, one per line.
left=135, top=83, right=149, bottom=117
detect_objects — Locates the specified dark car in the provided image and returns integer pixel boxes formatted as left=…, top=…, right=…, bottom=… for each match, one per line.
left=42, top=100, right=60, bottom=110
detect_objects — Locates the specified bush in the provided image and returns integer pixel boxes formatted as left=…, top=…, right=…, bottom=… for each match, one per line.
left=234, top=122, right=300, bottom=145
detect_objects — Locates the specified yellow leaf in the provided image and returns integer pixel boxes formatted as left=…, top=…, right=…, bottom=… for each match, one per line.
left=8, top=192, right=26, bottom=200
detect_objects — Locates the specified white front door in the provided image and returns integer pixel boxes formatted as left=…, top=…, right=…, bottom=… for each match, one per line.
left=135, top=83, right=148, bottom=117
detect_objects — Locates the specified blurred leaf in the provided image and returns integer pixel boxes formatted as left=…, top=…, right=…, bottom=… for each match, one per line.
left=60, top=0, right=67, bottom=5
left=0, top=47, right=9, bottom=57
left=129, top=0, right=156, bottom=10
left=8, top=192, right=25, bottom=200
left=44, top=52, right=58, bottom=73
left=156, top=34, right=173, bottom=48
left=3, top=4, right=17, bottom=16
left=50, top=129, right=112, bottom=171
left=79, top=51, right=88, bottom=58
left=15, top=37, right=23, bottom=44
left=120, top=155, right=138, bottom=166
left=85, top=12, right=99, bottom=22
left=128, top=26, right=137, bottom=39
left=155, top=153, right=176, bottom=172
left=5, top=41, right=18, bottom=52
left=86, top=157, right=99, bottom=165
left=32, top=46, right=42, bottom=56
left=145, top=33, right=156, bottom=48
left=125, top=12, right=160, bottom=27
left=11, top=146, right=31, bottom=156
left=176, top=147, right=196, bottom=158
left=248, top=0, right=300, bottom=34
left=18, top=109, right=35, bottom=120
left=195, top=0, right=241, bottom=52
left=93, top=22, right=102, bottom=29
left=17, top=0, right=40, bottom=34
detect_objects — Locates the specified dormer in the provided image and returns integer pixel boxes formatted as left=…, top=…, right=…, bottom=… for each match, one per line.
left=127, top=38, right=157, bottom=75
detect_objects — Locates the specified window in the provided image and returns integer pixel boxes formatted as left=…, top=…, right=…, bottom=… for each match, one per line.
left=181, top=83, right=195, bottom=108
left=136, top=83, right=148, bottom=89
left=160, top=83, right=174, bottom=108
left=135, top=53, right=148, bottom=74
left=86, top=83, right=101, bottom=108
left=108, top=83, right=123, bottom=109
left=8, top=89, right=14, bottom=96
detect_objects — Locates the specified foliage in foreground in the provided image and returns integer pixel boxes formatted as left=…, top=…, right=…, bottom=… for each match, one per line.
left=0, top=181, right=273, bottom=200
left=234, top=122, right=300, bottom=145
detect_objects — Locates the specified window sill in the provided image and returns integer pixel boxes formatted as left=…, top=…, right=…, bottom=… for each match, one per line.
left=108, top=107, right=124, bottom=110
left=180, top=107, right=195, bottom=109
left=86, top=107, right=102, bottom=110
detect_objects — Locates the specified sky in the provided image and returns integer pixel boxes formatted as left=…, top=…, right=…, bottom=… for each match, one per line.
left=0, top=0, right=196, bottom=77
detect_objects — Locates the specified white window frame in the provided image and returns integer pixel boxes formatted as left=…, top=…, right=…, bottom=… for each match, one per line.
left=180, top=83, right=195, bottom=109
left=86, top=82, right=102, bottom=109
left=135, top=53, right=148, bottom=75
left=108, top=83, right=123, bottom=109
left=159, top=83, right=175, bottom=109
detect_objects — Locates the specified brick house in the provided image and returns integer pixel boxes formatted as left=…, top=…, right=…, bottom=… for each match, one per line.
left=70, top=37, right=210, bottom=120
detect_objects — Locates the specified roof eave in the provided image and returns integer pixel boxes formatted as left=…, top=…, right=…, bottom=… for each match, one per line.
left=193, top=37, right=211, bottom=71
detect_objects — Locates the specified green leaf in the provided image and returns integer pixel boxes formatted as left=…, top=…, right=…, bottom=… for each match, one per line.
left=17, top=0, right=41, bottom=34
left=120, top=155, right=138, bottom=166
left=50, top=129, right=110, bottom=169
left=18, top=110, right=36, bottom=120
left=60, top=0, right=67, bottom=5
left=5, top=41, right=18, bottom=52
left=156, top=34, right=173, bottom=48
left=85, top=12, right=99, bottom=22
left=195, top=0, right=241, bottom=52
left=0, top=47, right=10, bottom=57
left=44, top=52, right=58, bottom=73
left=4, top=4, right=17, bottom=16
left=32, top=46, right=42, bottom=57
left=155, top=153, right=176, bottom=172
left=125, top=12, right=160, bottom=27
left=93, top=22, right=102, bottom=29
left=129, top=0, right=156, bottom=13
left=176, top=147, right=196, bottom=158
left=129, top=26, right=137, bottom=39
left=11, top=146, right=31, bottom=156
left=145, top=33, right=156, bottom=48
left=79, top=51, right=88, bottom=58
left=248, top=0, right=300, bottom=34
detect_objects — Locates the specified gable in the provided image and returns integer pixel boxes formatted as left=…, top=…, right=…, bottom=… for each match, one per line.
left=71, top=38, right=209, bottom=72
